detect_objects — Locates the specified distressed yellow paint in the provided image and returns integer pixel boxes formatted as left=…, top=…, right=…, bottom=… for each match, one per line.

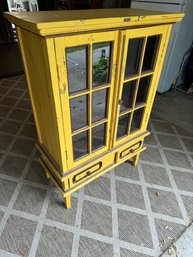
left=4, top=9, right=183, bottom=36
left=5, top=9, right=183, bottom=208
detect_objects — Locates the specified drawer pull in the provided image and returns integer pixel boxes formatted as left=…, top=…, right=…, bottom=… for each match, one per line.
left=120, top=141, right=142, bottom=159
left=73, top=161, right=102, bottom=183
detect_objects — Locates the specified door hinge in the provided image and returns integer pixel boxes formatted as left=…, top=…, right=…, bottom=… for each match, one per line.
left=65, top=150, right=68, bottom=160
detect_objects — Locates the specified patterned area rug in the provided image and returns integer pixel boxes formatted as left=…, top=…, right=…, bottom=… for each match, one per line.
left=0, top=75, right=193, bottom=257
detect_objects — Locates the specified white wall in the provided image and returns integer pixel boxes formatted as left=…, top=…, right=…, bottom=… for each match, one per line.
left=169, top=1, right=193, bottom=87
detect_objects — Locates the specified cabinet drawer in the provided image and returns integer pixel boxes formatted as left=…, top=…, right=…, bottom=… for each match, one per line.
left=73, top=161, right=102, bottom=183
left=115, top=140, right=145, bottom=163
left=120, top=141, right=142, bottom=158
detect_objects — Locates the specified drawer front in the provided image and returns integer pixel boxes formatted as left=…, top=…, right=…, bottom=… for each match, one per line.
left=70, top=151, right=115, bottom=186
left=115, top=139, right=145, bottom=163
left=120, top=141, right=142, bottom=159
left=73, top=161, right=102, bottom=183
left=68, top=134, right=149, bottom=188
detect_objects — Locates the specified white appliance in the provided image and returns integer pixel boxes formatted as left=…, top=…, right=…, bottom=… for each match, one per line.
left=7, top=0, right=39, bottom=12
left=131, top=0, right=193, bottom=93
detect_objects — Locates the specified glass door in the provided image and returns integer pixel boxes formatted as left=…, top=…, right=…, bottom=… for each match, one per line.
left=55, top=31, right=119, bottom=169
left=112, top=25, right=171, bottom=146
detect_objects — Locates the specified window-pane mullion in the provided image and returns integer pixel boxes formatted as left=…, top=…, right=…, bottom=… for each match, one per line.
left=91, top=84, right=110, bottom=92
left=89, top=44, right=92, bottom=154
left=127, top=111, right=134, bottom=134
left=69, top=90, right=89, bottom=99
left=72, top=126, right=89, bottom=136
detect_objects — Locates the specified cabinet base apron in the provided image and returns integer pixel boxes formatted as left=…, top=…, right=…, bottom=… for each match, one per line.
left=37, top=131, right=149, bottom=209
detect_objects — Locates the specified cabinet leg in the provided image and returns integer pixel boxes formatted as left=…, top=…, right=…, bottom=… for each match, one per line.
left=45, top=172, right=50, bottom=179
left=132, top=154, right=140, bottom=166
left=64, top=194, right=71, bottom=209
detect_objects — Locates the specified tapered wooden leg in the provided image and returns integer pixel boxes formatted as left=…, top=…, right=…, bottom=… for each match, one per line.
left=132, top=154, right=140, bottom=166
left=64, top=194, right=71, bottom=209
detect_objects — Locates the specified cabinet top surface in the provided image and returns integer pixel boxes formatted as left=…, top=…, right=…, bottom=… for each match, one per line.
left=4, top=8, right=184, bottom=36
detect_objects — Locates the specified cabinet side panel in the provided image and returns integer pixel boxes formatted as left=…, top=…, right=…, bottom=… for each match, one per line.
left=17, top=27, right=63, bottom=170
left=42, top=38, right=68, bottom=172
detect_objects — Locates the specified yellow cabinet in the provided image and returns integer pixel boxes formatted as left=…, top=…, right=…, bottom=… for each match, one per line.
left=5, top=9, right=183, bottom=208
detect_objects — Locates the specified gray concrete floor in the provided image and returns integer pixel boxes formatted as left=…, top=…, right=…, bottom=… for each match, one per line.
left=153, top=89, right=193, bottom=257
left=153, top=90, right=193, bottom=135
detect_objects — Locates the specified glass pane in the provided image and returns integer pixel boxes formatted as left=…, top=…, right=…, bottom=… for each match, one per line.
left=73, top=131, right=88, bottom=160
left=92, top=42, right=111, bottom=87
left=142, top=35, right=160, bottom=72
left=116, top=114, right=130, bottom=140
left=70, top=95, right=88, bottom=132
left=66, top=46, right=87, bottom=94
left=120, top=80, right=137, bottom=113
left=92, top=89, right=107, bottom=123
left=92, top=123, right=106, bottom=151
left=136, top=76, right=151, bottom=105
left=130, top=108, right=144, bottom=133
left=124, top=38, right=144, bottom=78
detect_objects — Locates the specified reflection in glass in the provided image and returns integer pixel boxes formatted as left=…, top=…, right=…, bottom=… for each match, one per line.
left=116, top=114, right=130, bottom=140
left=136, top=76, right=151, bottom=105
left=120, top=80, right=137, bottom=112
left=124, top=38, right=144, bottom=78
left=70, top=95, right=88, bottom=131
left=92, top=42, right=111, bottom=87
left=73, top=131, right=88, bottom=160
left=142, top=35, right=160, bottom=71
left=92, top=89, right=107, bottom=123
left=92, top=123, right=106, bottom=151
left=130, top=108, right=144, bottom=133
left=66, top=46, right=87, bottom=94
